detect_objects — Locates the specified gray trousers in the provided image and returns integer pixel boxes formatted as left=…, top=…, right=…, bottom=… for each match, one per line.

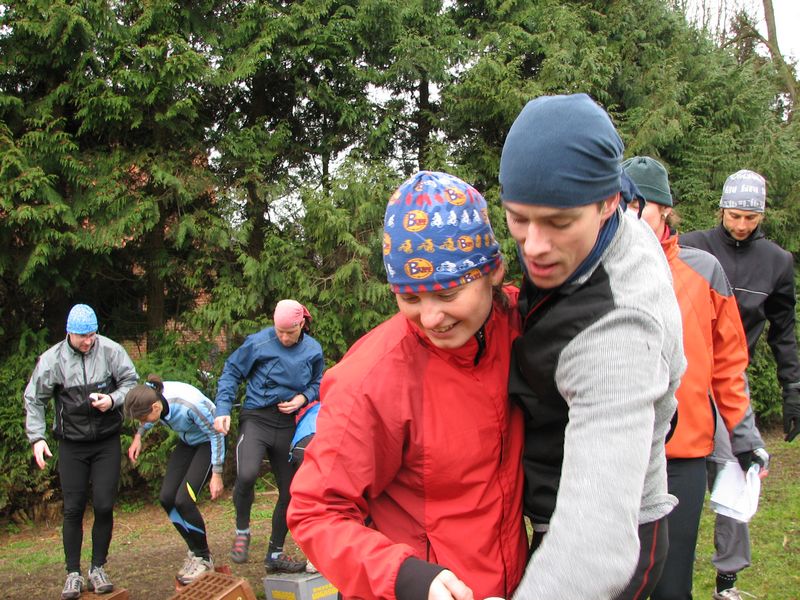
left=707, top=413, right=751, bottom=574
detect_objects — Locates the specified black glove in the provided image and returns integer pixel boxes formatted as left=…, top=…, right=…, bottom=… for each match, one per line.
left=735, top=451, right=754, bottom=472
left=783, top=388, right=800, bottom=442
left=753, top=448, right=770, bottom=474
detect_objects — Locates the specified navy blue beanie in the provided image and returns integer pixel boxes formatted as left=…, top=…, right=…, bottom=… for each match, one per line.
left=499, top=93, right=624, bottom=207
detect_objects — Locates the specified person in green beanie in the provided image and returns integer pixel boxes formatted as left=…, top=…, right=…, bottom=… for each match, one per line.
left=624, top=156, right=766, bottom=600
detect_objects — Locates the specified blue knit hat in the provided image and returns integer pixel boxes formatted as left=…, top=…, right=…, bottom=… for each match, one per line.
left=499, top=93, right=624, bottom=206
left=383, top=171, right=502, bottom=293
left=66, top=304, right=98, bottom=334
left=720, top=169, right=766, bottom=213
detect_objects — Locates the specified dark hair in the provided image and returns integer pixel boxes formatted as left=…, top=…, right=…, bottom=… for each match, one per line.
left=124, top=374, right=164, bottom=420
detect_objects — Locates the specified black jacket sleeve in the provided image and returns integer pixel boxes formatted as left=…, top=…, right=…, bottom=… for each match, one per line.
left=395, top=557, right=446, bottom=600
left=765, top=250, right=800, bottom=387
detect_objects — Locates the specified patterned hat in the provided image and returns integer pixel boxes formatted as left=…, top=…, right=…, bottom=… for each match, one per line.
left=66, top=304, right=98, bottom=334
left=719, top=169, right=766, bottom=213
left=383, top=171, right=502, bottom=293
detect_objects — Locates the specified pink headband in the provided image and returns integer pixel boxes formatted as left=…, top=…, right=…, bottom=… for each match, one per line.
left=273, top=299, right=311, bottom=330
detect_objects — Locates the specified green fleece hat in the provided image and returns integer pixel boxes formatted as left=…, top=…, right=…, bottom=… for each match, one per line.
left=622, top=156, right=672, bottom=207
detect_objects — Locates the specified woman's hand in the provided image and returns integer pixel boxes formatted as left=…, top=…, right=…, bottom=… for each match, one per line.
left=429, top=570, right=474, bottom=600
left=128, top=434, right=142, bottom=463
left=277, top=394, right=306, bottom=414
left=209, top=473, right=224, bottom=500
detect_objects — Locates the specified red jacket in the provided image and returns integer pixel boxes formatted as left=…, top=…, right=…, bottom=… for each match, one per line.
left=288, top=294, right=527, bottom=600
left=662, top=234, right=750, bottom=458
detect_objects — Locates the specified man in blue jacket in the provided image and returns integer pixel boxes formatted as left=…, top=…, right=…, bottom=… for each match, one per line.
left=214, top=299, right=324, bottom=573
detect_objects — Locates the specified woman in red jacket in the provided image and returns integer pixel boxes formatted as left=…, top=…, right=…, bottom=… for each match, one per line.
left=624, top=157, right=764, bottom=600
left=287, top=171, right=527, bottom=600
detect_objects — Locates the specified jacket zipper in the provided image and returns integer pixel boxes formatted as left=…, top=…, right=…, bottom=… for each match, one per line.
left=83, top=354, right=96, bottom=440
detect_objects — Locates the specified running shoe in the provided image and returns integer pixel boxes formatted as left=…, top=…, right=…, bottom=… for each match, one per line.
left=178, top=554, right=214, bottom=585
left=230, top=532, right=251, bottom=564
left=87, top=565, right=114, bottom=594
left=265, top=552, right=306, bottom=573
left=713, top=588, right=756, bottom=600
left=61, top=572, right=83, bottom=600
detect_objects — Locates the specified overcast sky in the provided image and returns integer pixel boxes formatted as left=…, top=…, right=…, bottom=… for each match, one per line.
left=772, top=0, right=799, bottom=68
left=687, top=0, right=799, bottom=73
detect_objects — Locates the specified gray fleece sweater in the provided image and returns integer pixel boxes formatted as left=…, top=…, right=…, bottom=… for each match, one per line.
left=511, top=210, right=686, bottom=599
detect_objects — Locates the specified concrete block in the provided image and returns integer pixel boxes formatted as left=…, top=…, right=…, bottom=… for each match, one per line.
left=263, top=572, right=338, bottom=600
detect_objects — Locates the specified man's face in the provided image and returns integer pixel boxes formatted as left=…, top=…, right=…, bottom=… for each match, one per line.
left=504, top=195, right=620, bottom=289
left=628, top=199, right=670, bottom=237
left=275, top=323, right=303, bottom=347
left=68, top=331, right=97, bottom=353
left=722, top=208, right=763, bottom=241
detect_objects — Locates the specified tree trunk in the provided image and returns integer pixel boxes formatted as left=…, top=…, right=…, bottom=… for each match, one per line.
left=145, top=210, right=167, bottom=352
left=762, top=0, right=796, bottom=121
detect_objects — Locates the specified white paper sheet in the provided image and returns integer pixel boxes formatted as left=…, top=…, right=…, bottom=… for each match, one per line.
left=709, top=460, right=762, bottom=523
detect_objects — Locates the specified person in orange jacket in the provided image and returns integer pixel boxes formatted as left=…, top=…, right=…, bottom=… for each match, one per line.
left=287, top=171, right=527, bottom=600
left=623, top=157, right=765, bottom=600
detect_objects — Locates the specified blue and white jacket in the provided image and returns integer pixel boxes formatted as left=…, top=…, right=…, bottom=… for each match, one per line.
left=137, top=381, right=225, bottom=474
left=214, top=328, right=324, bottom=418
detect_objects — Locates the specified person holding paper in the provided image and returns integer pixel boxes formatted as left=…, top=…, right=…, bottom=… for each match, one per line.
left=624, top=157, right=763, bottom=600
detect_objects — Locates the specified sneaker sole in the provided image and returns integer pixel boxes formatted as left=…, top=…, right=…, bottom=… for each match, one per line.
left=265, top=564, right=306, bottom=573
left=177, top=574, right=207, bottom=586
left=230, top=552, right=249, bottom=564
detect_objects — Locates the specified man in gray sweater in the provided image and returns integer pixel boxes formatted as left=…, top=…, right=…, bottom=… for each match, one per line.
left=499, top=94, right=686, bottom=599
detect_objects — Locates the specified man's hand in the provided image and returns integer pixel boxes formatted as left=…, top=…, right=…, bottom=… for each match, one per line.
left=753, top=447, right=770, bottom=479
left=214, top=415, right=230, bottom=435
left=277, top=394, right=306, bottom=415
left=209, top=473, right=224, bottom=500
left=128, top=434, right=142, bottom=463
left=428, top=570, right=474, bottom=600
left=90, top=393, right=113, bottom=412
left=783, top=389, right=800, bottom=442
left=32, top=439, right=52, bottom=470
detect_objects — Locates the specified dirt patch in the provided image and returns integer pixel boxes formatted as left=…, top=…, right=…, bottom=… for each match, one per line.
left=0, top=488, right=301, bottom=599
